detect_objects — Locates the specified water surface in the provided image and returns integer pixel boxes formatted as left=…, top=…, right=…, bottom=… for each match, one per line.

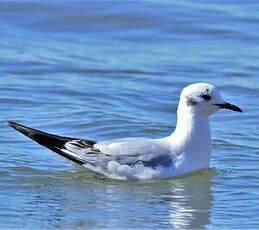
left=0, top=1, right=259, bottom=229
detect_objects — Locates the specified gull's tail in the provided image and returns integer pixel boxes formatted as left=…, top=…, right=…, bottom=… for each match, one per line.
left=6, top=121, right=96, bottom=165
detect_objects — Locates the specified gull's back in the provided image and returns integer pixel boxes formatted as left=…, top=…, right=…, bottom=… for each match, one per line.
left=95, top=137, right=171, bottom=157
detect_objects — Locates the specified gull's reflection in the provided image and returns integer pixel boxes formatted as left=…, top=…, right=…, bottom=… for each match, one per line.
left=24, top=169, right=214, bottom=229
left=93, top=169, right=214, bottom=229
left=167, top=170, right=213, bottom=229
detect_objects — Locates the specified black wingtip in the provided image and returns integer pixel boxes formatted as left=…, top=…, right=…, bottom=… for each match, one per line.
left=6, top=120, right=22, bottom=130
left=6, top=120, right=67, bottom=147
left=6, top=120, right=34, bottom=138
left=6, top=121, right=87, bottom=165
left=6, top=120, right=19, bottom=127
left=5, top=120, right=16, bottom=126
left=6, top=120, right=21, bottom=128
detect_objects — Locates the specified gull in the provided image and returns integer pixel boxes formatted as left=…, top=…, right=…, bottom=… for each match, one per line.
left=7, top=83, right=242, bottom=180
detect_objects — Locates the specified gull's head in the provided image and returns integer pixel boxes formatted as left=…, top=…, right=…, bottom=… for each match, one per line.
left=179, top=83, right=243, bottom=116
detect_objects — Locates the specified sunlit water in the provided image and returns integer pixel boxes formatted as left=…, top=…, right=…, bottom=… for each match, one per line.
left=0, top=1, right=259, bottom=229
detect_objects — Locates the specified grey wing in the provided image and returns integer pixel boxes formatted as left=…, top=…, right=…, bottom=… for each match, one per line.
left=63, top=140, right=173, bottom=169
left=6, top=121, right=172, bottom=170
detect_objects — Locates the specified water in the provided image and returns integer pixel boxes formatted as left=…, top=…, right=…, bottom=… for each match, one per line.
left=0, top=0, right=258, bottom=229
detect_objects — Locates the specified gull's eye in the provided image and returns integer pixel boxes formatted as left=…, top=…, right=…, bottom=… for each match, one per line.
left=201, top=94, right=211, bottom=101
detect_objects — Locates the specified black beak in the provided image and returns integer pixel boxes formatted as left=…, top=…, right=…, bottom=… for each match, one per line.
left=214, top=102, right=243, bottom=113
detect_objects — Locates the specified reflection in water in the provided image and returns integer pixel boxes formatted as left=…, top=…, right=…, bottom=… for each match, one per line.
left=168, top=171, right=213, bottom=229
left=17, top=169, right=213, bottom=229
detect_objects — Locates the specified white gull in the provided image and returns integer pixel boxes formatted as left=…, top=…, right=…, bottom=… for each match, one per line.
left=7, top=83, right=242, bottom=180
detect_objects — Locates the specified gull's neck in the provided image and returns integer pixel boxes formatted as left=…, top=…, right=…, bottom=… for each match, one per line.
left=169, top=104, right=211, bottom=171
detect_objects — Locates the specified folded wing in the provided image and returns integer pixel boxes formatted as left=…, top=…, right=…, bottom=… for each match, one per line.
left=7, top=121, right=172, bottom=171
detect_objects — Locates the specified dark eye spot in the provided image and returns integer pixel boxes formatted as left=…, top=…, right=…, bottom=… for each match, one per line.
left=201, top=94, right=211, bottom=101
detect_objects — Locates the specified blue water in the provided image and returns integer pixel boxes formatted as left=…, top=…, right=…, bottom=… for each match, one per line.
left=0, top=1, right=259, bottom=229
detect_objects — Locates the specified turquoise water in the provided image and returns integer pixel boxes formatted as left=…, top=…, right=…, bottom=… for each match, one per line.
left=0, top=1, right=258, bottom=229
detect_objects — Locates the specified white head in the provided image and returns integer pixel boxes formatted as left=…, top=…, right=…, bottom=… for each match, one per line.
left=178, top=83, right=242, bottom=116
